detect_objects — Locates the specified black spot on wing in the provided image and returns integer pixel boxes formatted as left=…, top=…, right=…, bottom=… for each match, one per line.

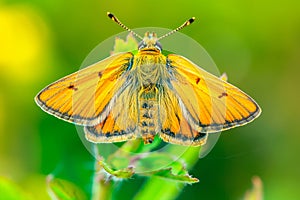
left=67, top=85, right=78, bottom=91
left=218, top=92, right=228, bottom=98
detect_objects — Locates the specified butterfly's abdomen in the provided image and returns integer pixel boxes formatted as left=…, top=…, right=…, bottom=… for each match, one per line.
left=139, top=88, right=159, bottom=144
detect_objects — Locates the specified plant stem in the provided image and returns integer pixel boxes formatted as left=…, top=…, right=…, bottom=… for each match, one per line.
left=91, top=145, right=113, bottom=200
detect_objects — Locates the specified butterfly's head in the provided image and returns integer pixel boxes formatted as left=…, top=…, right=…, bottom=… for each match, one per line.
left=138, top=32, right=162, bottom=51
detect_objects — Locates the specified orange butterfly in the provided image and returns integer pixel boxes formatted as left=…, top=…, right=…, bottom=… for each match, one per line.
left=35, top=12, right=261, bottom=146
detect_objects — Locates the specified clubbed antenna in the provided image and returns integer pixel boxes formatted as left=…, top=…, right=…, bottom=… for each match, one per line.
left=157, top=17, right=196, bottom=41
left=107, top=12, right=143, bottom=40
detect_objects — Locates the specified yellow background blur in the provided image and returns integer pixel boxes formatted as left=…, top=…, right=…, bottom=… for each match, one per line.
left=0, top=0, right=300, bottom=199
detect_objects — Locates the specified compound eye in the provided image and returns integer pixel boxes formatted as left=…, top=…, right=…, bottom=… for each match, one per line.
left=138, top=41, right=146, bottom=49
left=155, top=42, right=162, bottom=51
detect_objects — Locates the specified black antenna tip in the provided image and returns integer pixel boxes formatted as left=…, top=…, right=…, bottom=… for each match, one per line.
left=107, top=12, right=114, bottom=19
left=188, top=17, right=196, bottom=24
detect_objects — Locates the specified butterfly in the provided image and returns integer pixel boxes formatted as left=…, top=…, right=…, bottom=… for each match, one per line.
left=35, top=12, right=261, bottom=146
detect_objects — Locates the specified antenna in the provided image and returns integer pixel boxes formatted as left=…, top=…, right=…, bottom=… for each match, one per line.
left=157, top=17, right=195, bottom=40
left=107, top=12, right=143, bottom=40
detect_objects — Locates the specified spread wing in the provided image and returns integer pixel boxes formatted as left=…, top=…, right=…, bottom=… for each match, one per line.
left=167, top=54, right=261, bottom=133
left=35, top=52, right=134, bottom=126
left=159, top=86, right=207, bottom=146
left=159, top=54, right=261, bottom=146
left=84, top=84, right=139, bottom=143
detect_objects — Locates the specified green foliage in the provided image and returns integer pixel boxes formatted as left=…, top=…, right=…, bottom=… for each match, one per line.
left=111, top=34, right=139, bottom=55
left=98, top=159, right=134, bottom=179
left=143, top=167, right=198, bottom=183
left=47, top=175, right=87, bottom=200
left=98, top=148, right=199, bottom=183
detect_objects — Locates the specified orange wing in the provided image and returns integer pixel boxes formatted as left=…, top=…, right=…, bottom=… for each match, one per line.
left=159, top=86, right=207, bottom=146
left=166, top=54, right=261, bottom=134
left=35, top=52, right=133, bottom=126
left=84, top=84, right=139, bottom=143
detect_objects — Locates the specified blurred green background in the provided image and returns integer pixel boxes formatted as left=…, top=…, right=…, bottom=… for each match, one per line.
left=1, top=0, right=300, bottom=199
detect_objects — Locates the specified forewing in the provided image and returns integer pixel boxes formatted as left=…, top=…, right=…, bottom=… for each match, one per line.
left=35, top=52, right=133, bottom=126
left=167, top=54, right=261, bottom=133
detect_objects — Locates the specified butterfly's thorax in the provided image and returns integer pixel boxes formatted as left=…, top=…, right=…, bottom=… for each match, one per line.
left=134, top=48, right=166, bottom=86
left=132, top=48, right=167, bottom=143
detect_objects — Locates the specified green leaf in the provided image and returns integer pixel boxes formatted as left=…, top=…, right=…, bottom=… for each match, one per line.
left=133, top=147, right=201, bottom=200
left=144, top=167, right=198, bottom=183
left=111, top=34, right=138, bottom=54
left=98, top=159, right=134, bottom=179
left=47, top=175, right=87, bottom=200
left=137, top=153, right=198, bottom=183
